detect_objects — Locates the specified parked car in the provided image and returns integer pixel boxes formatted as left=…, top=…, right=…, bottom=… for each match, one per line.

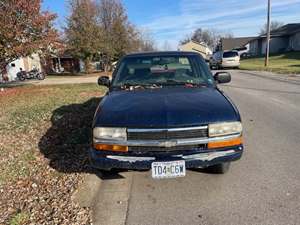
left=210, top=50, right=240, bottom=69
left=90, top=51, right=243, bottom=179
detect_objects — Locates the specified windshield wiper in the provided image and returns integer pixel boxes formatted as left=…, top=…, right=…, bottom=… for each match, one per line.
left=114, top=80, right=207, bottom=90
left=116, top=83, right=151, bottom=90
left=154, top=80, right=208, bottom=87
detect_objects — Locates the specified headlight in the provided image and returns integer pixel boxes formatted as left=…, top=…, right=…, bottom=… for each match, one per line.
left=209, top=122, right=242, bottom=137
left=93, top=127, right=127, bottom=141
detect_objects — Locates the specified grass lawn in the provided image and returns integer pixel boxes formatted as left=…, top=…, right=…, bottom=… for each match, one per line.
left=0, top=83, right=106, bottom=224
left=240, top=51, right=300, bottom=74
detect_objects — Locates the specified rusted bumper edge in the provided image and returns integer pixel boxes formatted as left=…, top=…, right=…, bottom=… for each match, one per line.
left=89, top=145, right=243, bottom=170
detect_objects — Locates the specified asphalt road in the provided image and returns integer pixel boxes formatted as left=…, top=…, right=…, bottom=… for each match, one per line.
left=85, top=70, right=300, bottom=225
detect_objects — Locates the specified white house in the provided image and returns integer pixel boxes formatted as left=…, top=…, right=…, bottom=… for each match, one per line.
left=1, top=54, right=42, bottom=82
left=179, top=40, right=212, bottom=60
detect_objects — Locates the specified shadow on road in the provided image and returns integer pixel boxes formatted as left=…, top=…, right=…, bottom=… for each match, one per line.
left=39, top=97, right=101, bottom=174
left=97, top=170, right=128, bottom=180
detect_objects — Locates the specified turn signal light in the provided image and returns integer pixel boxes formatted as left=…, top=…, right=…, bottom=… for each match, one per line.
left=93, top=144, right=128, bottom=152
left=208, top=137, right=242, bottom=149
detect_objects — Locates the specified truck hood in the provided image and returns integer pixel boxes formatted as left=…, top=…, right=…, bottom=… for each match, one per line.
left=94, top=87, right=239, bottom=128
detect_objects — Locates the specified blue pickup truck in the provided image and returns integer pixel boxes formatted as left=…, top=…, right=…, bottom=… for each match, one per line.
left=89, top=51, right=243, bottom=179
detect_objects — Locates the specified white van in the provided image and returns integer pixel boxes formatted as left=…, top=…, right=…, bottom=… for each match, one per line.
left=210, top=50, right=240, bottom=69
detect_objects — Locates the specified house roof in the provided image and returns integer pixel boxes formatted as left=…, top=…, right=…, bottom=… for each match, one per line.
left=221, top=37, right=256, bottom=50
left=179, top=40, right=208, bottom=48
left=260, top=23, right=300, bottom=37
left=190, top=40, right=208, bottom=47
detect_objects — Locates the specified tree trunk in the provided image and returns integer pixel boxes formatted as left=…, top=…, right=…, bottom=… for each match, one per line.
left=0, top=64, right=9, bottom=82
left=103, top=55, right=111, bottom=72
left=84, top=57, right=92, bottom=74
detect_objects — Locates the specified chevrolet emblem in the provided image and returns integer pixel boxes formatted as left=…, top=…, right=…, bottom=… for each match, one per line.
left=163, top=140, right=178, bottom=148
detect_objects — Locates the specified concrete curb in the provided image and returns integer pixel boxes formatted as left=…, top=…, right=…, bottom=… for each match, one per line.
left=72, top=173, right=103, bottom=208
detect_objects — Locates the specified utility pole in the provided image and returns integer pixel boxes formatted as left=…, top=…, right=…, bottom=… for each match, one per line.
left=265, top=0, right=271, bottom=67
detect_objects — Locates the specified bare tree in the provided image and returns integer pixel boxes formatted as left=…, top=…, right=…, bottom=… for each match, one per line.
left=65, top=0, right=102, bottom=73
left=65, top=0, right=157, bottom=72
left=259, top=21, right=284, bottom=35
left=162, top=40, right=172, bottom=51
left=97, top=0, right=131, bottom=69
left=179, top=35, right=192, bottom=45
left=130, top=28, right=156, bottom=52
left=193, top=29, right=215, bottom=47
left=180, top=28, right=233, bottom=49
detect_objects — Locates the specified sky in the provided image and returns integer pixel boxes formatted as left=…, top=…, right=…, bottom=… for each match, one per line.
left=42, top=0, right=300, bottom=49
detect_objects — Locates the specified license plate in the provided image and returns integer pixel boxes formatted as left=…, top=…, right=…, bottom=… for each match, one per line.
left=151, top=160, right=186, bottom=179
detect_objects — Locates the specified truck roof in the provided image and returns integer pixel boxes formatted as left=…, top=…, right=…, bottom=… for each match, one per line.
left=125, top=51, right=203, bottom=58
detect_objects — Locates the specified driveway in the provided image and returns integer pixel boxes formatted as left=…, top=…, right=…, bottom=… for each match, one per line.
left=75, top=70, right=300, bottom=225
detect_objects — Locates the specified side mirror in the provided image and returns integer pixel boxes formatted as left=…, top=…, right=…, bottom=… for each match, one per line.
left=214, top=72, right=231, bottom=84
left=98, top=76, right=110, bottom=87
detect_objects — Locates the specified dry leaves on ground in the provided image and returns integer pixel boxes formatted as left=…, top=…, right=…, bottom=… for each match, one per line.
left=0, top=84, right=105, bottom=224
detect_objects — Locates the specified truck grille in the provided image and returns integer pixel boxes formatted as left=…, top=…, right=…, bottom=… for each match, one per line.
left=129, top=144, right=207, bottom=152
left=127, top=126, right=208, bottom=141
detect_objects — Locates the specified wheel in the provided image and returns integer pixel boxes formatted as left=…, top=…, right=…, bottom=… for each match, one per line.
left=206, top=162, right=231, bottom=174
left=37, top=72, right=45, bottom=80
left=18, top=75, right=26, bottom=81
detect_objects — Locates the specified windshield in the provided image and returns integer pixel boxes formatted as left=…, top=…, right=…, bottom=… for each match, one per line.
left=223, top=51, right=239, bottom=58
left=112, top=55, right=214, bottom=87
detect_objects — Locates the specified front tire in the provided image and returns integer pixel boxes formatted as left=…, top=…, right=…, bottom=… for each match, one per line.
left=206, top=162, right=230, bottom=174
left=37, top=72, right=45, bottom=80
left=18, top=75, right=26, bottom=81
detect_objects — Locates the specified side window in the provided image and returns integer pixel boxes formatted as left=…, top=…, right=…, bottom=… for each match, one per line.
left=178, top=57, right=192, bottom=70
left=179, top=57, right=189, bottom=65
left=11, top=63, right=15, bottom=67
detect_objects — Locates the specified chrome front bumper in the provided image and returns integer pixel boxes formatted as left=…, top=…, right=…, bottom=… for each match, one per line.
left=106, top=150, right=236, bottom=162
left=89, top=146, right=243, bottom=170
